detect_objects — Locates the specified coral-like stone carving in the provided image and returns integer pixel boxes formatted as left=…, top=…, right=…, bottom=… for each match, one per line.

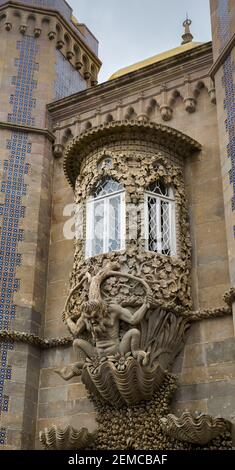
left=57, top=264, right=190, bottom=405
left=39, top=425, right=95, bottom=450
left=160, top=412, right=231, bottom=445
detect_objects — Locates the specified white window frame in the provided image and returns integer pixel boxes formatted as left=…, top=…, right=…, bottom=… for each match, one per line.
left=86, top=188, right=125, bottom=258
left=144, top=187, right=176, bottom=256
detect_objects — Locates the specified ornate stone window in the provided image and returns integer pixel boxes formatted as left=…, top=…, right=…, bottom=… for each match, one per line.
left=145, top=181, right=176, bottom=256
left=86, top=177, right=125, bottom=258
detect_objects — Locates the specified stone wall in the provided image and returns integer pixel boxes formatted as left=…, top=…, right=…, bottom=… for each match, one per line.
left=38, top=40, right=235, bottom=449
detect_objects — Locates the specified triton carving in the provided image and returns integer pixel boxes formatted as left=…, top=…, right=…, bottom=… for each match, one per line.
left=56, top=264, right=190, bottom=405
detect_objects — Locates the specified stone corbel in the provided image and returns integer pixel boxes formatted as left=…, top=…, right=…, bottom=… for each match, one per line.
left=4, top=10, right=12, bottom=31
left=48, top=17, right=56, bottom=40
left=91, top=77, right=98, bottom=87
left=75, top=60, right=83, bottom=70
left=117, top=100, right=123, bottom=121
left=95, top=108, right=101, bottom=127
left=208, top=78, right=216, bottom=104
left=74, top=50, right=82, bottom=70
left=53, top=143, right=64, bottom=159
left=19, top=11, right=28, bottom=34
left=160, top=84, right=173, bottom=121
left=184, top=76, right=196, bottom=113
left=84, top=70, right=91, bottom=81
left=137, top=92, right=149, bottom=122
left=34, top=18, right=42, bottom=38
left=56, top=27, right=65, bottom=50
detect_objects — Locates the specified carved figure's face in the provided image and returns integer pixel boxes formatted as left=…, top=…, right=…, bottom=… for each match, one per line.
left=82, top=301, right=107, bottom=333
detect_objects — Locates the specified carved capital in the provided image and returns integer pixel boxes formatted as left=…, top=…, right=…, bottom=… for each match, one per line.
left=56, top=40, right=65, bottom=50
left=84, top=71, right=91, bottom=80
left=53, top=143, right=64, bottom=159
left=75, top=61, right=83, bottom=71
left=66, top=50, right=75, bottom=61
left=19, top=24, right=27, bottom=34
left=160, top=105, right=173, bottom=121
left=208, top=87, right=216, bottom=104
left=34, top=28, right=42, bottom=38
left=48, top=30, right=56, bottom=40
left=4, top=21, right=12, bottom=31
left=184, top=97, right=196, bottom=113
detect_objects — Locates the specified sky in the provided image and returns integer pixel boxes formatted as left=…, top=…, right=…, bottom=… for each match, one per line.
left=69, top=0, right=212, bottom=83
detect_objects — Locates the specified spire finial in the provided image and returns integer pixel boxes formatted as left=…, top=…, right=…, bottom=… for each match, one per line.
left=181, top=16, right=193, bottom=44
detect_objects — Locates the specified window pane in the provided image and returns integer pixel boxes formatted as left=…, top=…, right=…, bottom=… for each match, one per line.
left=93, top=177, right=123, bottom=198
left=161, top=200, right=171, bottom=256
left=92, top=200, right=105, bottom=256
left=148, top=196, right=158, bottom=252
left=108, top=195, right=121, bottom=252
left=147, top=181, right=169, bottom=197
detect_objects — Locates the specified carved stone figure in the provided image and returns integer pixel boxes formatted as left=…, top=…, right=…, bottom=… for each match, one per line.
left=56, top=264, right=190, bottom=406
left=57, top=264, right=152, bottom=380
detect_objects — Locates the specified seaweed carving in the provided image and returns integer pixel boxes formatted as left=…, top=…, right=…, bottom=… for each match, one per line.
left=160, top=412, right=231, bottom=445
left=39, top=425, right=95, bottom=450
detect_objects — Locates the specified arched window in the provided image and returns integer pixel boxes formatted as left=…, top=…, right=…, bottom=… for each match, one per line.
left=145, top=181, right=176, bottom=256
left=86, top=177, right=125, bottom=258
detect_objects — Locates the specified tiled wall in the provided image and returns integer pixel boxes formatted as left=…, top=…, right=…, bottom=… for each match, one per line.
left=0, top=35, right=38, bottom=446
left=217, top=0, right=235, bottom=235
left=0, top=0, right=72, bottom=22
left=54, top=50, right=86, bottom=101
left=217, top=0, right=232, bottom=48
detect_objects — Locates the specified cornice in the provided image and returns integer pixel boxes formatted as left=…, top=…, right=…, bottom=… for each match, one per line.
left=0, top=1, right=101, bottom=67
left=209, top=32, right=235, bottom=79
left=64, top=120, right=202, bottom=188
left=0, top=120, right=55, bottom=141
left=48, top=42, right=213, bottom=123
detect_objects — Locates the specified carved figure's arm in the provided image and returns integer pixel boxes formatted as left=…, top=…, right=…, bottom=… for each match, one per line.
left=110, top=301, right=150, bottom=326
left=66, top=316, right=86, bottom=337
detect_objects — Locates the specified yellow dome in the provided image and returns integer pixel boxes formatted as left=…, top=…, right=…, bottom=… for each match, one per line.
left=108, top=41, right=202, bottom=80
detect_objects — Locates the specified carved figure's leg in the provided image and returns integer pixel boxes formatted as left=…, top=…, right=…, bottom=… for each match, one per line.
left=55, top=361, right=84, bottom=381
left=73, top=338, right=97, bottom=359
left=119, top=328, right=150, bottom=365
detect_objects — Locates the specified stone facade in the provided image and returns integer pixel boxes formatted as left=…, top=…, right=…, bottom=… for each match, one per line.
left=0, top=0, right=234, bottom=450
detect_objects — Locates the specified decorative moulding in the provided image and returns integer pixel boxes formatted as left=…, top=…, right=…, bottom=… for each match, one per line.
left=64, top=120, right=202, bottom=187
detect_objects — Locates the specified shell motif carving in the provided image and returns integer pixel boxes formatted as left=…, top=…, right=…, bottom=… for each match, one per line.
left=39, top=425, right=95, bottom=450
left=82, top=356, right=166, bottom=407
left=160, top=412, right=231, bottom=445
